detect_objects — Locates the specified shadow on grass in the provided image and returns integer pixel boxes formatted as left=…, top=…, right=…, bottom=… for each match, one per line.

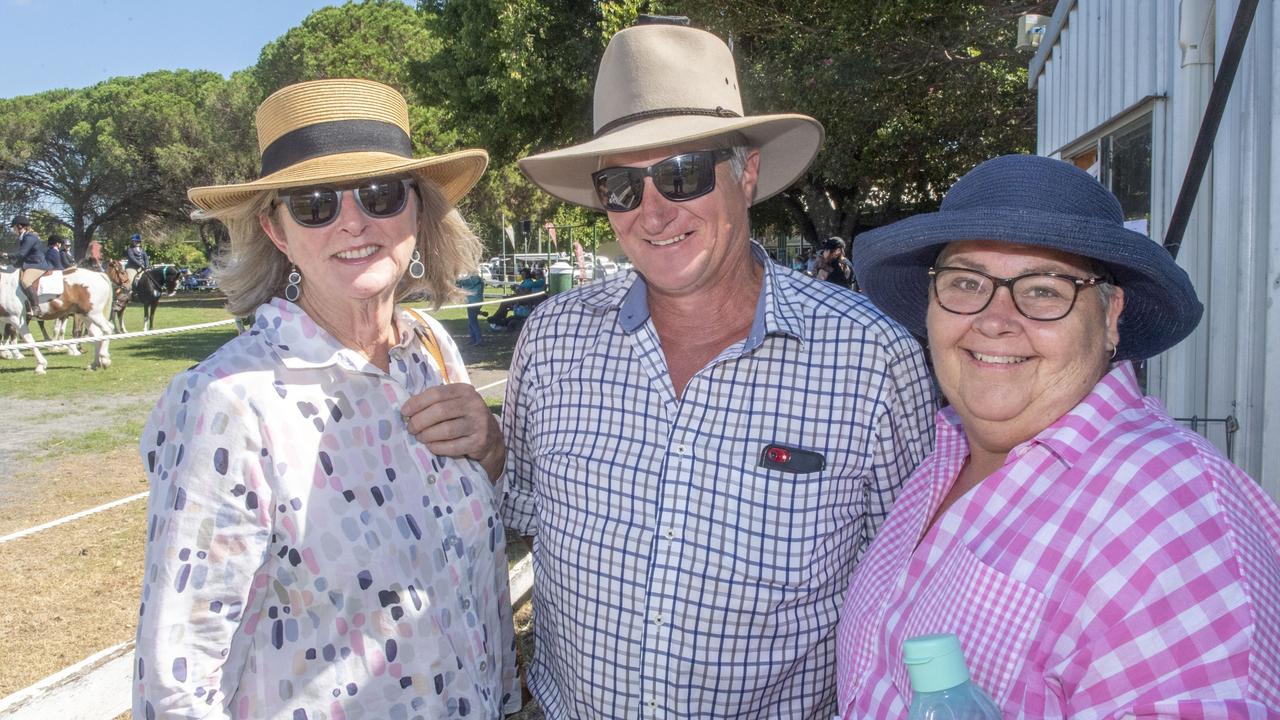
left=128, top=329, right=237, bottom=364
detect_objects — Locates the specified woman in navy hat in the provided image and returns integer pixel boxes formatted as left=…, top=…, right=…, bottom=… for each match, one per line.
left=833, top=155, right=1280, bottom=717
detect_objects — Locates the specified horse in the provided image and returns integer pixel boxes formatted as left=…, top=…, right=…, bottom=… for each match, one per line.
left=105, top=259, right=132, bottom=334
left=0, top=259, right=50, bottom=374
left=28, top=267, right=114, bottom=370
left=130, top=265, right=185, bottom=332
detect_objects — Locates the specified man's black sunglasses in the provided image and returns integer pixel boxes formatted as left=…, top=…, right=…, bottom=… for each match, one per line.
left=592, top=149, right=734, bottom=212
left=275, top=177, right=416, bottom=228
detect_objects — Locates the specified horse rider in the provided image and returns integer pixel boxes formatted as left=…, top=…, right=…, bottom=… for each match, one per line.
left=10, top=215, right=50, bottom=304
left=85, top=237, right=106, bottom=272
left=125, top=233, right=149, bottom=287
left=46, top=235, right=71, bottom=270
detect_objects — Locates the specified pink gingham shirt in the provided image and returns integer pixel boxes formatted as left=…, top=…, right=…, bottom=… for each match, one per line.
left=836, top=362, right=1280, bottom=718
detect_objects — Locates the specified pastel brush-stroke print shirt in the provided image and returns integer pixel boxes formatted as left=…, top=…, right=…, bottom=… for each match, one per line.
left=134, top=298, right=518, bottom=719
left=837, top=362, right=1280, bottom=719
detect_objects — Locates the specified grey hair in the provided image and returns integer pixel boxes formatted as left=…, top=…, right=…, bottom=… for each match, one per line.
left=1095, top=280, right=1119, bottom=316
left=207, top=178, right=481, bottom=317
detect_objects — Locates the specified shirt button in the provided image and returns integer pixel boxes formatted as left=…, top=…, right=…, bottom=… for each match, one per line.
left=664, top=528, right=676, bottom=540
left=652, top=613, right=664, bottom=625
left=674, top=444, right=688, bottom=456
left=648, top=699, right=658, bottom=709
left=479, top=659, right=488, bottom=671
left=462, top=598, right=472, bottom=609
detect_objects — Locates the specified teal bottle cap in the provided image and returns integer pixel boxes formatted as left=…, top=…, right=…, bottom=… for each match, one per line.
left=903, top=633, right=971, bottom=693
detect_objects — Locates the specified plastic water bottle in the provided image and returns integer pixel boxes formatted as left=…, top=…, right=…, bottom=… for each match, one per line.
left=903, top=633, right=1002, bottom=719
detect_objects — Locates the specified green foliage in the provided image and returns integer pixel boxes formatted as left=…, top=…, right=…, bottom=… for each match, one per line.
left=417, top=0, right=601, bottom=166
left=413, top=0, right=1043, bottom=247
left=255, top=1, right=436, bottom=99
left=0, top=70, right=243, bottom=258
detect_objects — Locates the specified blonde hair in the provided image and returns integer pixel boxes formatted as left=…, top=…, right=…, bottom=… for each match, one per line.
left=208, top=177, right=481, bottom=317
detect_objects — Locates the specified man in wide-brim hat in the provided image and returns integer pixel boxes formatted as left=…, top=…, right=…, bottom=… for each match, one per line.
left=503, top=17, right=937, bottom=719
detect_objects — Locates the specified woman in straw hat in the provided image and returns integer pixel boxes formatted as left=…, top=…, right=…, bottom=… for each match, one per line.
left=134, top=79, right=519, bottom=718
left=834, top=154, right=1280, bottom=717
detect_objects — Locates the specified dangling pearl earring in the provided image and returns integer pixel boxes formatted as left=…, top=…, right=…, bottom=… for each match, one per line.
left=284, top=265, right=302, bottom=302
left=408, top=249, right=426, bottom=279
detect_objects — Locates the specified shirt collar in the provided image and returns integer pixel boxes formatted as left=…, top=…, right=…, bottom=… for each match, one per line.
left=1032, top=361, right=1145, bottom=466
left=251, top=297, right=416, bottom=374
left=597, top=242, right=805, bottom=347
left=937, top=361, right=1146, bottom=469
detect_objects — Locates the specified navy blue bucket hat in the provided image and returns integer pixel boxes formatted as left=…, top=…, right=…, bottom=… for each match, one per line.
left=852, top=154, right=1202, bottom=361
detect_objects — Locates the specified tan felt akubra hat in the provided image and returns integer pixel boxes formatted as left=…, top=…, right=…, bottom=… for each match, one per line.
left=188, top=79, right=488, bottom=213
left=518, top=22, right=824, bottom=210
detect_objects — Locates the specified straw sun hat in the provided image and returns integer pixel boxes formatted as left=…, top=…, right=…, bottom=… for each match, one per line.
left=188, top=79, right=488, bottom=213
left=519, top=21, right=825, bottom=210
left=852, top=154, right=1203, bottom=361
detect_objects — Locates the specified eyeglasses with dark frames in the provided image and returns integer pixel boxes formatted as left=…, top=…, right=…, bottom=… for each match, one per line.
left=274, top=177, right=417, bottom=228
left=591, top=149, right=735, bottom=212
left=928, top=266, right=1107, bottom=321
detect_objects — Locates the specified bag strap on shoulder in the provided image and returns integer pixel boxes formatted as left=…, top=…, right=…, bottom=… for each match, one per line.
left=403, top=307, right=451, bottom=384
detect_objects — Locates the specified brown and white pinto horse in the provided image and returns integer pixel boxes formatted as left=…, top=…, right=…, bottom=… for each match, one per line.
left=0, top=257, right=49, bottom=374
left=28, top=267, right=113, bottom=370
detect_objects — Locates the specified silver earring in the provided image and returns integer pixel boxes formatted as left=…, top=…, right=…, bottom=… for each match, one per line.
left=1108, top=345, right=1118, bottom=360
left=408, top=249, right=426, bottom=279
left=284, top=265, right=302, bottom=302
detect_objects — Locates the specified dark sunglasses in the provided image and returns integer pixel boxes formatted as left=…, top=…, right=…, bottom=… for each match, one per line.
left=275, top=177, right=416, bottom=228
left=592, top=149, right=734, bottom=212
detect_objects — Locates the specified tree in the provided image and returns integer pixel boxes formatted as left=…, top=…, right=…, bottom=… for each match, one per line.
left=414, top=0, right=1047, bottom=248
left=0, top=70, right=241, bottom=258
left=256, top=1, right=435, bottom=98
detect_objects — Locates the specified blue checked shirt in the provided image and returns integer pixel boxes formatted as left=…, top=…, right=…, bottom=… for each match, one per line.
left=502, top=244, right=936, bottom=719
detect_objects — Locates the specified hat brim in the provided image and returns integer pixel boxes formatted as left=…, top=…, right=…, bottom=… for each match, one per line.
left=852, top=207, right=1204, bottom=361
left=188, top=149, right=489, bottom=212
left=518, top=114, right=823, bottom=210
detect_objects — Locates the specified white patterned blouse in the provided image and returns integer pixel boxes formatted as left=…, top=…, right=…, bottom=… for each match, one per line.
left=134, top=298, right=518, bottom=720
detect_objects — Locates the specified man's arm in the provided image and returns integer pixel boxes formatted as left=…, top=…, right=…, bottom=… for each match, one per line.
left=862, top=331, right=936, bottom=553
left=499, top=324, right=539, bottom=538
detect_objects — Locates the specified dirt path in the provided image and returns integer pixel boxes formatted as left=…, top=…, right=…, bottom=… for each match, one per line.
left=0, top=393, right=155, bottom=511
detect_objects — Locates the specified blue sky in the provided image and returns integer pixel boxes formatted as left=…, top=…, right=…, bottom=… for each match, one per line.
left=0, top=0, right=347, bottom=99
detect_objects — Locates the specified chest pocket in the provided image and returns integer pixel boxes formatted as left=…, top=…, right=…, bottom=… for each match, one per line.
left=890, top=543, right=1046, bottom=708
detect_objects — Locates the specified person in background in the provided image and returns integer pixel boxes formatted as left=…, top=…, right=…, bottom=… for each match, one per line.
left=124, top=233, right=148, bottom=285
left=10, top=215, right=49, bottom=302
left=134, top=79, right=518, bottom=719
left=492, top=17, right=936, bottom=718
left=457, top=269, right=486, bottom=345
left=84, top=237, right=105, bottom=272
left=790, top=247, right=810, bottom=273
left=814, top=236, right=856, bottom=290
left=45, top=235, right=68, bottom=270
left=836, top=154, right=1280, bottom=717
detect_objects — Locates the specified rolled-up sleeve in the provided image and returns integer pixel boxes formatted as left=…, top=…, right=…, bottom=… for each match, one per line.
left=134, top=372, right=274, bottom=719
left=862, top=331, right=936, bottom=553
left=500, top=326, right=539, bottom=536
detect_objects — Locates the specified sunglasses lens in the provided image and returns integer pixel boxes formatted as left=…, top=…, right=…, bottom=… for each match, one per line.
left=594, top=169, right=643, bottom=212
left=285, top=189, right=339, bottom=227
left=357, top=179, right=410, bottom=217
left=654, top=153, right=715, bottom=200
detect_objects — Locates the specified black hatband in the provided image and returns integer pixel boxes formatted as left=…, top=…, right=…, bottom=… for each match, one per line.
left=260, top=119, right=412, bottom=176
left=594, top=106, right=741, bottom=137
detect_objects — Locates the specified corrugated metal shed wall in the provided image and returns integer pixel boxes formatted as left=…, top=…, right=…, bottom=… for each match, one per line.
left=1034, top=0, right=1172, bottom=155
left=1032, top=0, right=1278, bottom=494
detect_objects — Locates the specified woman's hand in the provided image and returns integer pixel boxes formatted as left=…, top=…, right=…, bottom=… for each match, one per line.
left=402, top=384, right=505, bottom=481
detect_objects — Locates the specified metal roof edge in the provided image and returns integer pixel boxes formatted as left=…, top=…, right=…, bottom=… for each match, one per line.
left=1029, top=0, right=1078, bottom=89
